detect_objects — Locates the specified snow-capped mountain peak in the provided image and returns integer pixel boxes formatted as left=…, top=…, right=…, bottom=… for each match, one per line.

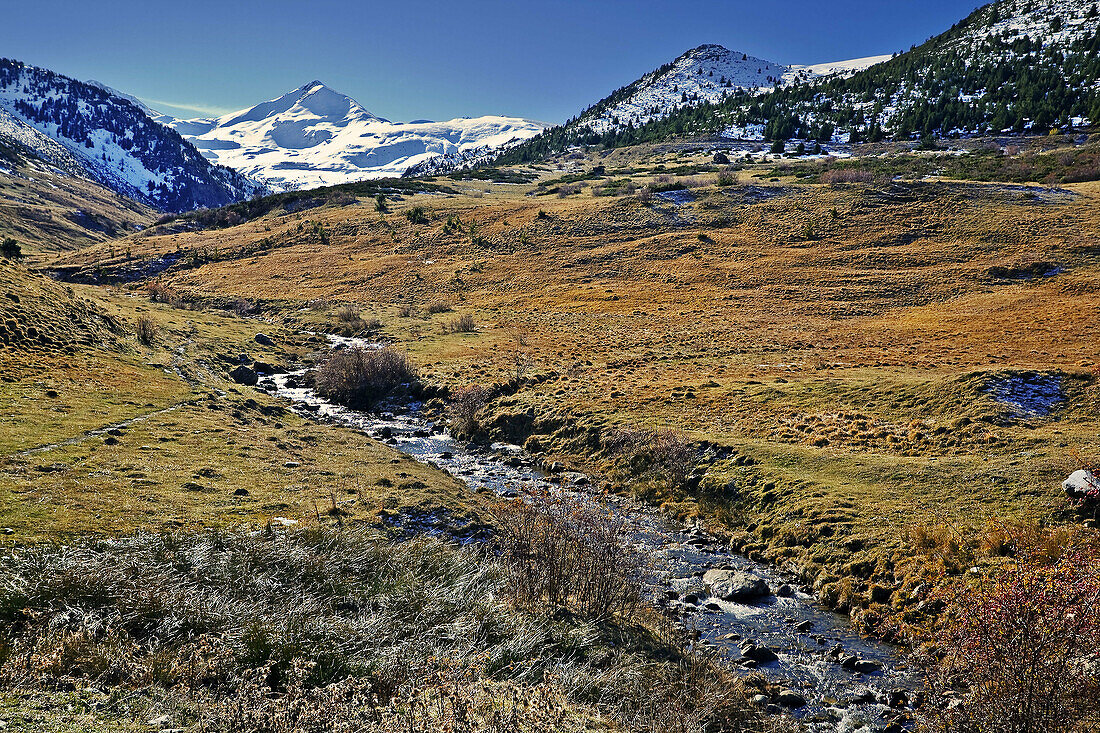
left=581, top=44, right=787, bottom=133
left=219, top=80, right=386, bottom=129
left=162, top=82, right=546, bottom=190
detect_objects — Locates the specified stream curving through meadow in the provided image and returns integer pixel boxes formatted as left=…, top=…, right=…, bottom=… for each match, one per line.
left=264, top=337, right=918, bottom=732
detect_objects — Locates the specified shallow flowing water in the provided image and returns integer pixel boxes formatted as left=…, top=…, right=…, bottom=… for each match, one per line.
left=266, top=337, right=917, bottom=731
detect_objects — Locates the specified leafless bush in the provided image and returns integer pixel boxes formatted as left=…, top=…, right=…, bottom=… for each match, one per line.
left=447, top=384, right=492, bottom=438
left=917, top=537, right=1100, bottom=733
left=820, top=169, right=874, bottom=185
left=636, top=186, right=654, bottom=205
left=443, top=314, right=476, bottom=334
left=680, top=175, right=711, bottom=189
left=336, top=305, right=362, bottom=323
left=135, top=315, right=158, bottom=345
left=397, top=304, right=417, bottom=318
left=491, top=492, right=643, bottom=618
left=716, top=169, right=738, bottom=187
left=147, top=280, right=186, bottom=308
left=228, top=298, right=255, bottom=317
left=427, top=301, right=452, bottom=314
left=605, top=426, right=696, bottom=488
left=314, top=346, right=417, bottom=408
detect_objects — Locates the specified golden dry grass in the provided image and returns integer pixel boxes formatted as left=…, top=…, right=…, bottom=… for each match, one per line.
left=39, top=165, right=1100, bottom=602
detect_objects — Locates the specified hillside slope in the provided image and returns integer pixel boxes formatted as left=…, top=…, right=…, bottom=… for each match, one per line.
left=0, top=59, right=263, bottom=212
left=0, top=132, right=155, bottom=256
left=164, top=81, right=547, bottom=190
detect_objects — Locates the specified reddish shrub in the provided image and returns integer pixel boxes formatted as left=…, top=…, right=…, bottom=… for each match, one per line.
left=918, top=540, right=1100, bottom=733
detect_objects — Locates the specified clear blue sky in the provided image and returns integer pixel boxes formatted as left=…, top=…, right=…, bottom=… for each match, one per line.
left=3, top=0, right=984, bottom=122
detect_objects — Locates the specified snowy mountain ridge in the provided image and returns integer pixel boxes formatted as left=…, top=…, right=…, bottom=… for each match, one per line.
left=577, top=44, right=889, bottom=135
left=162, top=81, right=548, bottom=191
left=0, top=59, right=263, bottom=212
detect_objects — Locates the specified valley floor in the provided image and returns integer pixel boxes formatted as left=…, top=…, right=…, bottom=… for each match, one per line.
left=3, top=138, right=1099, bottom=730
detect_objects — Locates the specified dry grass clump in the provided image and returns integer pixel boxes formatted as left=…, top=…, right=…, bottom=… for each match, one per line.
left=426, top=301, right=452, bottom=314
left=820, top=169, right=874, bottom=185
left=134, top=315, right=158, bottom=346
left=443, top=313, right=477, bottom=334
left=314, top=346, right=417, bottom=409
left=329, top=305, right=381, bottom=335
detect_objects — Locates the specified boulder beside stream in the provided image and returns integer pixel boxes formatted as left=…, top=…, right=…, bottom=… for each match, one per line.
left=703, top=568, right=771, bottom=602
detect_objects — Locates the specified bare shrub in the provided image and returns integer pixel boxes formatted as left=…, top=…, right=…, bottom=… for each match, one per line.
left=918, top=537, right=1100, bottom=733
left=820, top=169, right=874, bottom=185
left=443, top=313, right=476, bottom=334
left=335, top=305, right=362, bottom=323
left=426, top=301, right=452, bottom=314
left=491, top=492, right=643, bottom=618
left=636, top=186, right=654, bottom=205
left=605, top=426, right=695, bottom=488
left=397, top=304, right=416, bottom=318
left=228, top=298, right=255, bottom=317
left=447, top=384, right=491, bottom=438
left=314, top=347, right=417, bottom=409
left=135, top=315, right=158, bottom=345
left=716, top=169, right=738, bottom=187
left=147, top=280, right=185, bottom=308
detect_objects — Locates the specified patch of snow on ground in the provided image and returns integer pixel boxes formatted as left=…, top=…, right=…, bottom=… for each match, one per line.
left=984, top=372, right=1064, bottom=417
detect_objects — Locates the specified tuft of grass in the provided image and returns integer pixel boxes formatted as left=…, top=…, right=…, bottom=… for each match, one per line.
left=442, top=313, right=476, bottom=334
left=134, top=315, right=158, bottom=345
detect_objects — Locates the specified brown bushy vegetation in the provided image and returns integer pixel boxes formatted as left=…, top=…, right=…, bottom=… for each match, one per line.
left=314, top=346, right=417, bottom=409
left=443, top=313, right=477, bottom=334
left=134, top=314, right=158, bottom=345
left=820, top=169, right=874, bottom=185
left=605, top=426, right=696, bottom=489
left=491, top=493, right=643, bottom=619
left=448, top=384, right=492, bottom=438
left=917, top=534, right=1100, bottom=733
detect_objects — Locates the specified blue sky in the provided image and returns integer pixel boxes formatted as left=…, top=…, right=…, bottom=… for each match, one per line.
left=3, top=0, right=984, bottom=122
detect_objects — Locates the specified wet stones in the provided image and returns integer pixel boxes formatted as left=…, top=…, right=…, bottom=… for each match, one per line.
left=776, top=689, right=806, bottom=708
left=739, top=641, right=779, bottom=663
left=703, top=568, right=771, bottom=602
left=229, top=365, right=258, bottom=386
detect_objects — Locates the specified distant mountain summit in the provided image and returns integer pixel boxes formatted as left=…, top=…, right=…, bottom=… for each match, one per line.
left=163, top=82, right=547, bottom=191
left=579, top=44, right=788, bottom=134
left=0, top=59, right=262, bottom=212
left=497, top=44, right=888, bottom=163
left=501, top=0, right=1100, bottom=163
